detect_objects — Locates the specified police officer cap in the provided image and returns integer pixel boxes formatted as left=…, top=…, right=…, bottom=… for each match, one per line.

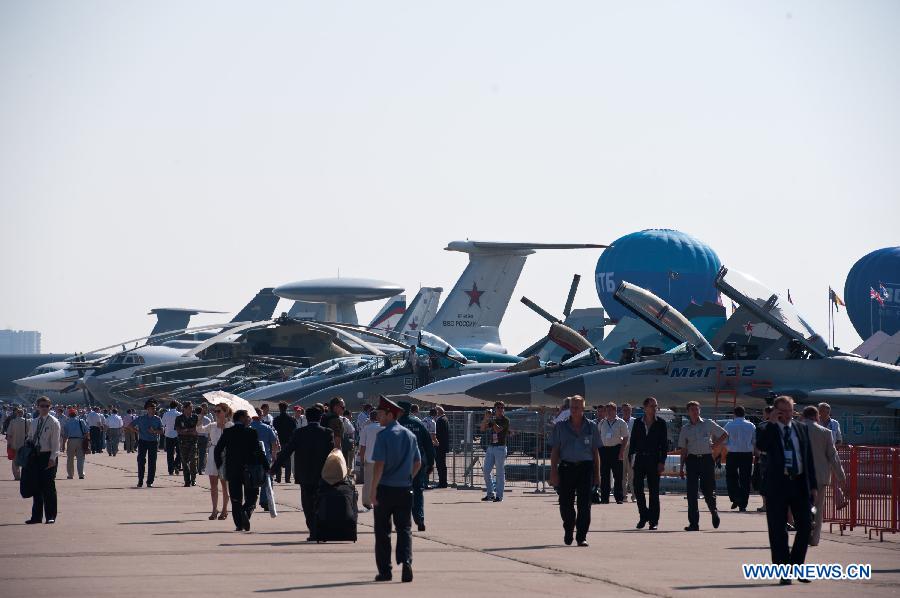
left=376, top=395, right=403, bottom=417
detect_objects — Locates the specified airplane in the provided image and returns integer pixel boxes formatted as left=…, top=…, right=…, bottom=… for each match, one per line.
left=421, top=241, right=606, bottom=353
left=542, top=268, right=900, bottom=414
left=13, top=288, right=281, bottom=404
left=294, top=330, right=517, bottom=412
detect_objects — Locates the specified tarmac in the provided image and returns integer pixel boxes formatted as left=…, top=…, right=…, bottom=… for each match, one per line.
left=1, top=442, right=897, bottom=597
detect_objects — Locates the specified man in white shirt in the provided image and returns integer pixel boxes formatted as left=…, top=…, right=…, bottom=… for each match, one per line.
left=85, top=407, right=104, bottom=454
left=598, top=402, right=629, bottom=504
left=105, top=409, right=124, bottom=456
left=621, top=403, right=636, bottom=502
left=817, top=403, right=842, bottom=445
left=358, top=410, right=383, bottom=510
left=160, top=400, right=182, bottom=475
left=25, top=397, right=61, bottom=524
left=724, top=406, right=756, bottom=512
left=259, top=403, right=274, bottom=426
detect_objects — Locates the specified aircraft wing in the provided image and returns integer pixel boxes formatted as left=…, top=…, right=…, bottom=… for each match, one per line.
left=798, top=387, right=900, bottom=409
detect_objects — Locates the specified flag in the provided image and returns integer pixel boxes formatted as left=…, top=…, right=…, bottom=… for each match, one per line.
left=668, top=270, right=680, bottom=280
left=879, top=282, right=890, bottom=300
left=870, top=287, right=885, bottom=307
left=829, top=287, right=845, bottom=311
left=731, top=300, right=740, bottom=313
left=787, top=289, right=793, bottom=305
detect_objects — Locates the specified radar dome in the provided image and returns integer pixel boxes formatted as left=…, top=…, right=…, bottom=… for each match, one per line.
left=595, top=229, right=722, bottom=322
left=844, top=246, right=900, bottom=339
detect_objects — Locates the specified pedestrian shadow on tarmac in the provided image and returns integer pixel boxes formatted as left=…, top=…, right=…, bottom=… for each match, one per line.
left=256, top=581, right=375, bottom=592
left=483, top=544, right=565, bottom=551
left=673, top=582, right=782, bottom=590
left=121, top=520, right=200, bottom=525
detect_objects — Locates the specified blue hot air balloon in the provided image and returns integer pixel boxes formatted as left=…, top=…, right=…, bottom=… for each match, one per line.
left=595, top=229, right=722, bottom=322
left=844, top=247, right=900, bottom=339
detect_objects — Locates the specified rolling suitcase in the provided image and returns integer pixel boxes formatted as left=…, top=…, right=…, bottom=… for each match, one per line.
left=315, top=480, right=358, bottom=542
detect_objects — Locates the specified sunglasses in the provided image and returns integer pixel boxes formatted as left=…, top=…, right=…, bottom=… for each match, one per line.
left=214, top=409, right=223, bottom=413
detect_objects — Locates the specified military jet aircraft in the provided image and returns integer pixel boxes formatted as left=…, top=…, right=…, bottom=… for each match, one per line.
left=544, top=268, right=900, bottom=414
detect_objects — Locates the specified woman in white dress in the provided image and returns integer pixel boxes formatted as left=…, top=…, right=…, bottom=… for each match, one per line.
left=201, top=403, right=233, bottom=520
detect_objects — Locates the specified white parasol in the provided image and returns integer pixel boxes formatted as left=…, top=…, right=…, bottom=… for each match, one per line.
left=202, top=390, right=258, bottom=417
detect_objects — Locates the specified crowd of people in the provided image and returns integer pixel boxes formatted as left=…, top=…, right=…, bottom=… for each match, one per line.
left=1, top=393, right=848, bottom=585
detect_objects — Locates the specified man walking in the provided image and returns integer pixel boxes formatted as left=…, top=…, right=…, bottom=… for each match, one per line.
left=359, top=409, right=383, bottom=510
left=105, top=408, right=124, bottom=456
left=127, top=400, right=163, bottom=488
left=5, top=408, right=26, bottom=480
left=629, top=397, right=668, bottom=530
left=757, top=396, right=817, bottom=584
left=621, top=403, right=636, bottom=502
left=803, top=405, right=845, bottom=547
left=24, top=397, right=61, bottom=524
left=270, top=406, right=334, bottom=540
left=175, top=402, right=200, bottom=487
left=60, top=408, right=88, bottom=479
left=724, top=406, right=755, bottom=512
left=271, top=401, right=297, bottom=483
left=251, top=410, right=280, bottom=511
left=434, top=406, right=450, bottom=488
left=597, top=402, right=628, bottom=504
left=85, top=407, right=104, bottom=454
left=678, top=401, right=728, bottom=531
left=549, top=395, right=601, bottom=547
left=161, top=400, right=182, bottom=475
left=122, top=409, right=137, bottom=453
left=480, top=401, right=510, bottom=502
left=817, top=403, right=842, bottom=445
left=398, top=401, right=434, bottom=530
left=214, top=410, right=266, bottom=532
left=370, top=396, right=420, bottom=583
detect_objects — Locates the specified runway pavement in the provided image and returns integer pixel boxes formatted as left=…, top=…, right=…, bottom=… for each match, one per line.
left=1, top=441, right=897, bottom=597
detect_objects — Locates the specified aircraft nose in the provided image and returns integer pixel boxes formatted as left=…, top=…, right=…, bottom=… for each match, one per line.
left=466, top=373, right=530, bottom=402
left=14, top=370, right=65, bottom=390
left=544, top=376, right=585, bottom=399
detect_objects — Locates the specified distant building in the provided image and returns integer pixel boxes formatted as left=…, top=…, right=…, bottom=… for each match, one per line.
left=0, top=329, right=41, bottom=355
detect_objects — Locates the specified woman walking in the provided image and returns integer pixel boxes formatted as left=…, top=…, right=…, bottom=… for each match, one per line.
left=202, top=403, right=233, bottom=520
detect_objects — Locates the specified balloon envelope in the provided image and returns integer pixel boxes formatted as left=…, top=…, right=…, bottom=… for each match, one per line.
left=595, top=229, right=722, bottom=322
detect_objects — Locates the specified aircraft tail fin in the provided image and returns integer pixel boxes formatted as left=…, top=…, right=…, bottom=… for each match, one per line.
left=368, top=295, right=407, bottom=332
left=425, top=241, right=605, bottom=352
left=287, top=301, right=328, bottom=321
left=147, top=308, right=225, bottom=344
left=231, top=288, right=280, bottom=323
left=393, top=287, right=442, bottom=341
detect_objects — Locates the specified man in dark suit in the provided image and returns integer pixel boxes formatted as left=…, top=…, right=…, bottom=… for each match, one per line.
left=214, top=410, right=266, bottom=532
left=756, top=396, right=818, bottom=585
left=271, top=401, right=297, bottom=483
left=434, top=407, right=450, bottom=488
left=270, top=405, right=335, bottom=540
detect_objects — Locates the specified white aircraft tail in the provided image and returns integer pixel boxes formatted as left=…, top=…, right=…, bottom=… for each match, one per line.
left=368, top=295, right=406, bottom=332
left=424, top=241, right=606, bottom=352
left=393, top=287, right=442, bottom=341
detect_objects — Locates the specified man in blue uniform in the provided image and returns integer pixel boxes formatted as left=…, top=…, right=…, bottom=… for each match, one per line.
left=397, top=400, right=434, bottom=531
left=370, top=396, right=420, bottom=583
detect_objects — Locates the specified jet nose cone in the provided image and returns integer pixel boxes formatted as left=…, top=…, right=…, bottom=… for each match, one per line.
left=544, top=376, right=585, bottom=400
left=14, top=369, right=67, bottom=391
left=466, top=372, right=530, bottom=403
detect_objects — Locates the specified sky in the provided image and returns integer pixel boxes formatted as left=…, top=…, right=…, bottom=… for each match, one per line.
left=1, top=1, right=898, bottom=355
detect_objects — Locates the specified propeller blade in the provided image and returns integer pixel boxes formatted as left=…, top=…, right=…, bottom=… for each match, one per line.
left=563, top=274, right=581, bottom=318
left=520, top=296, right=560, bottom=324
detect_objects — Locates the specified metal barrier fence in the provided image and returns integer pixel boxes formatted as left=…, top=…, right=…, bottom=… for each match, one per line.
left=439, top=410, right=550, bottom=492
left=823, top=445, right=900, bottom=541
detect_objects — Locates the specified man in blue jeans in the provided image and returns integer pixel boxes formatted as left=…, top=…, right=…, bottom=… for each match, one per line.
left=480, top=401, right=510, bottom=502
left=127, top=400, right=163, bottom=488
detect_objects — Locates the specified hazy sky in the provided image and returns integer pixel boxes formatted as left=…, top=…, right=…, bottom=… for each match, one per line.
left=1, top=1, right=897, bottom=354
